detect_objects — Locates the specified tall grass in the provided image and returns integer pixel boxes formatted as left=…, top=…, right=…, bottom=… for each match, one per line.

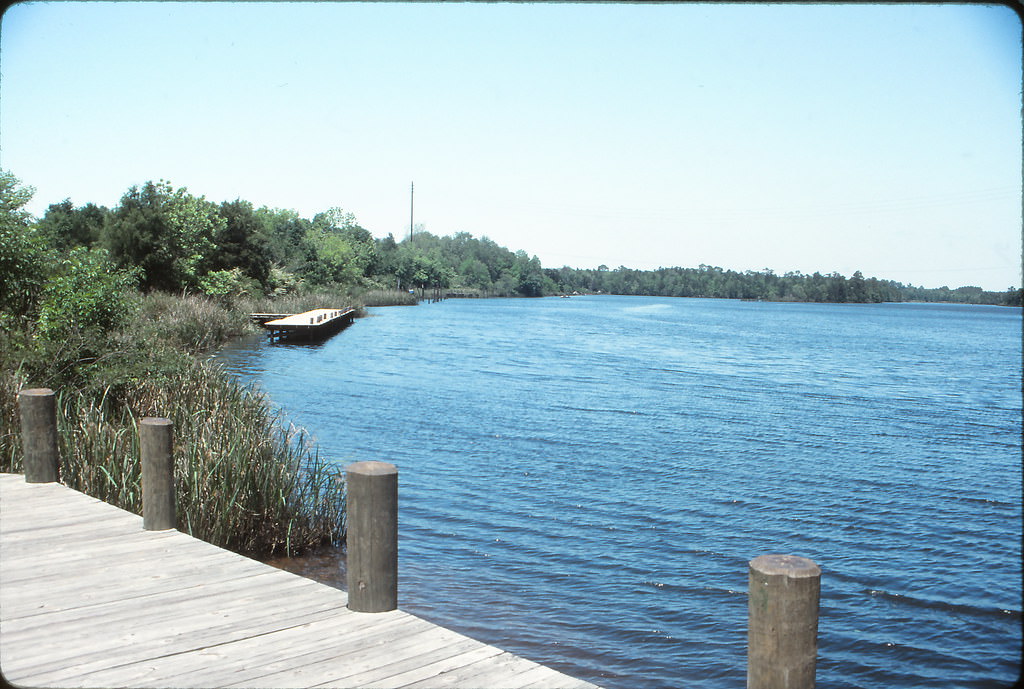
left=127, top=358, right=344, bottom=555
left=0, top=290, right=350, bottom=556
left=0, top=360, right=344, bottom=556
left=135, top=292, right=254, bottom=354
left=0, top=366, right=29, bottom=472
left=238, top=286, right=417, bottom=313
left=361, top=289, right=418, bottom=307
left=238, top=286, right=366, bottom=318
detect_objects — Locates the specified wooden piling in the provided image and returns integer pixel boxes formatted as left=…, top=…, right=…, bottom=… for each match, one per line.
left=140, top=417, right=176, bottom=531
left=748, top=554, right=821, bottom=689
left=18, top=388, right=60, bottom=483
left=345, top=461, right=398, bottom=612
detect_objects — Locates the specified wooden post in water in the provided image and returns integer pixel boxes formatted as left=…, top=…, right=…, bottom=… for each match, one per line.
left=18, top=388, right=60, bottom=483
left=346, top=461, right=398, bottom=612
left=748, top=554, right=821, bottom=689
left=140, top=417, right=176, bottom=531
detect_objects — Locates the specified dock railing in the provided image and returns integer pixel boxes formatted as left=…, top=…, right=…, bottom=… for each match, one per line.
left=15, top=387, right=821, bottom=687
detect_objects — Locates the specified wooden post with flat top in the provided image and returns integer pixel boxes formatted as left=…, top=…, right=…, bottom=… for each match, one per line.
left=346, top=461, right=398, bottom=612
left=748, top=554, right=821, bottom=689
left=140, top=417, right=176, bottom=531
left=18, top=388, right=60, bottom=483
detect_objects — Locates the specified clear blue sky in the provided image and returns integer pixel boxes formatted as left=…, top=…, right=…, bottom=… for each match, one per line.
left=2, top=2, right=1020, bottom=290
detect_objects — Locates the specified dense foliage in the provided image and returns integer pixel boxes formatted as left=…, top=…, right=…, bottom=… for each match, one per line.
left=29, top=179, right=553, bottom=299
left=23, top=173, right=1020, bottom=306
left=0, top=171, right=345, bottom=556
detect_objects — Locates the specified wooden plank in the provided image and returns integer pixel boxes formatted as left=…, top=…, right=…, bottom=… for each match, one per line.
left=6, top=574, right=333, bottom=658
left=325, top=634, right=489, bottom=687
left=1, top=536, right=221, bottom=583
left=397, top=650, right=542, bottom=689
left=6, top=596, right=345, bottom=684
left=355, top=644, right=507, bottom=689
left=92, top=610, right=420, bottom=688
left=522, top=676, right=606, bottom=689
left=232, top=619, right=476, bottom=688
left=0, top=474, right=602, bottom=689
left=0, top=549, right=262, bottom=611
left=0, top=565, right=276, bottom=621
left=3, top=568, right=317, bottom=637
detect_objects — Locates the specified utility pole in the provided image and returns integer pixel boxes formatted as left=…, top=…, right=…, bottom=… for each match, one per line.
left=409, top=181, right=414, bottom=243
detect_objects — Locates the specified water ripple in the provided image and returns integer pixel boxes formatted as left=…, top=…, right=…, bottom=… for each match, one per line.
left=220, top=297, right=1022, bottom=689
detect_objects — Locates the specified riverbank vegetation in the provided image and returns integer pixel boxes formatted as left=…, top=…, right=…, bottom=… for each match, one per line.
left=0, top=171, right=348, bottom=556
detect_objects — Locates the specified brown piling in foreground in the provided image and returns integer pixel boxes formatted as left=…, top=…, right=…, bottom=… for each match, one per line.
left=140, top=417, right=176, bottom=531
left=18, top=388, right=60, bottom=483
left=748, top=554, right=821, bottom=689
left=346, top=461, right=398, bottom=612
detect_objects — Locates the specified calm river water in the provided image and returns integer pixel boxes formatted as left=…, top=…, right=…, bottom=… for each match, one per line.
left=215, top=296, right=1021, bottom=689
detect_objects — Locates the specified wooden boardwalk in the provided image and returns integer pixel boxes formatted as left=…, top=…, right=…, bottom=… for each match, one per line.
left=0, top=474, right=601, bottom=688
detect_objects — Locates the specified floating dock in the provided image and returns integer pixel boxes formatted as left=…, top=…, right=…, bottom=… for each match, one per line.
left=255, top=308, right=357, bottom=342
left=0, top=474, right=601, bottom=689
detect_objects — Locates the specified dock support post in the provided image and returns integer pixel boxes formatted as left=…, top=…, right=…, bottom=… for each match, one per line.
left=140, top=417, right=176, bottom=531
left=18, top=388, right=60, bottom=483
left=346, top=461, right=398, bottom=612
left=747, top=554, right=821, bottom=689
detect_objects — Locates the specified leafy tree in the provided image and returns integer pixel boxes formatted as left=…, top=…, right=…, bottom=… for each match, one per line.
left=256, top=207, right=312, bottom=270
left=36, top=247, right=139, bottom=344
left=513, top=251, right=548, bottom=297
left=303, top=208, right=378, bottom=285
left=198, top=267, right=261, bottom=300
left=0, top=171, right=46, bottom=321
left=211, top=200, right=271, bottom=289
left=36, top=200, right=108, bottom=251
left=458, top=258, right=491, bottom=289
left=848, top=270, right=868, bottom=303
left=103, top=181, right=222, bottom=292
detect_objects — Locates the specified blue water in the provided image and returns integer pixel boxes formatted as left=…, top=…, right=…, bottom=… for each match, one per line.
left=216, top=296, right=1022, bottom=689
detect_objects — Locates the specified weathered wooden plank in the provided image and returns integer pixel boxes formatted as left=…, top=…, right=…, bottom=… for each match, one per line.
left=0, top=557, right=270, bottom=621
left=313, top=633, right=487, bottom=688
left=6, top=601, right=345, bottom=685
left=232, top=619, right=475, bottom=688
left=357, top=644, right=507, bottom=689
left=92, top=610, right=419, bottom=688
left=3, top=568, right=318, bottom=636
left=2, top=544, right=260, bottom=588
left=522, top=676, right=606, bottom=689
left=1, top=537, right=225, bottom=585
left=398, top=650, right=542, bottom=689
left=1, top=510, right=141, bottom=538
left=490, top=662, right=580, bottom=688
left=0, top=474, right=602, bottom=689
left=6, top=576, right=336, bottom=666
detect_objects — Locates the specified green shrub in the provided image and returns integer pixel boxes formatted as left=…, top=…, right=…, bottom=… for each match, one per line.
left=36, top=247, right=139, bottom=343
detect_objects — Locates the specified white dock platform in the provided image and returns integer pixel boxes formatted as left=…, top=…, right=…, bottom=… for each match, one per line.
left=0, top=474, right=601, bottom=688
left=264, top=309, right=351, bottom=328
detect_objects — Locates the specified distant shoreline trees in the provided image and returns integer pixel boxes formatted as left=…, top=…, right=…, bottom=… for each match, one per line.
left=547, top=264, right=1022, bottom=306
left=10, top=172, right=1022, bottom=308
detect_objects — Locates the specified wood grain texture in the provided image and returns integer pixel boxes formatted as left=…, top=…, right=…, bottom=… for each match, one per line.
left=0, top=474, right=602, bottom=688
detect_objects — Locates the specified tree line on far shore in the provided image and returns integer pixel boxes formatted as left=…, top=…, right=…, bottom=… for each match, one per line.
left=7, top=172, right=1021, bottom=309
left=548, top=264, right=1021, bottom=306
